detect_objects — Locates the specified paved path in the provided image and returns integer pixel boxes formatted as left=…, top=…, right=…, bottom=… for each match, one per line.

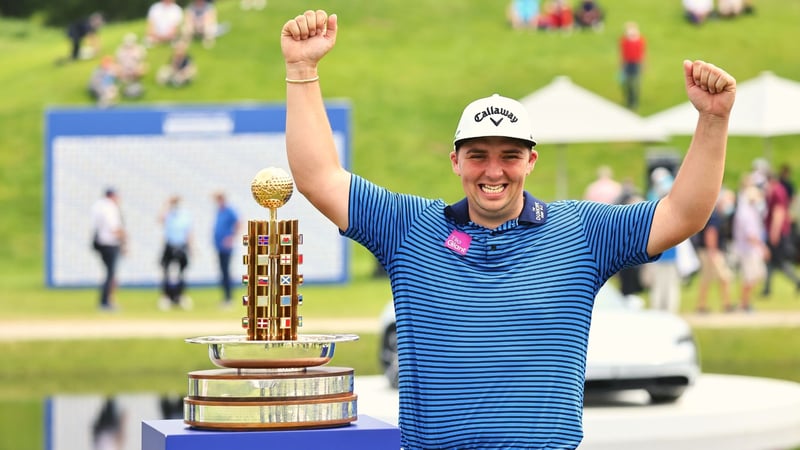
left=1, top=312, right=799, bottom=341
left=682, top=310, right=800, bottom=328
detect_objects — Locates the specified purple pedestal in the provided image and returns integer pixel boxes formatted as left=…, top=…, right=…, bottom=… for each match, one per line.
left=142, top=415, right=400, bottom=450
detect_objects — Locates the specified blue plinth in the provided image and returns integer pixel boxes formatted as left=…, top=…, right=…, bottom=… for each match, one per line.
left=142, top=415, right=400, bottom=450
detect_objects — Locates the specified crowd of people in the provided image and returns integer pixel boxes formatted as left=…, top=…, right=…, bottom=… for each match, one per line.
left=90, top=189, right=240, bottom=312
left=504, top=0, right=754, bottom=31
left=507, top=0, right=604, bottom=32
left=584, top=159, right=799, bottom=315
left=683, top=0, right=756, bottom=25
left=71, top=0, right=226, bottom=107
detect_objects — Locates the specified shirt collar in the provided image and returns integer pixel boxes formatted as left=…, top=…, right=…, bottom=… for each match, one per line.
left=444, top=191, right=548, bottom=226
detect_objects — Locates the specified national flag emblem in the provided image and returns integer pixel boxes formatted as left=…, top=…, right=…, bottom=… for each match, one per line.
left=242, top=255, right=249, bottom=265
left=298, top=316, right=303, bottom=327
left=279, top=295, right=291, bottom=306
left=297, top=274, right=304, bottom=285
left=298, top=254, right=303, bottom=265
left=257, top=276, right=269, bottom=285
left=241, top=317, right=249, bottom=328
left=241, top=295, right=249, bottom=306
left=298, top=234, right=303, bottom=244
left=256, top=317, right=269, bottom=329
left=257, top=255, right=269, bottom=265
left=280, top=317, right=291, bottom=329
left=256, top=296, right=269, bottom=306
left=298, top=294, right=303, bottom=305
left=280, top=275, right=291, bottom=286
left=280, top=234, right=292, bottom=246
left=280, top=254, right=292, bottom=265
left=242, top=235, right=249, bottom=246
left=242, top=275, right=249, bottom=285
left=257, top=235, right=269, bottom=246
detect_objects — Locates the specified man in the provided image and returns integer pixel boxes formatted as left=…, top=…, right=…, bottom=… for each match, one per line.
left=761, top=171, right=800, bottom=297
left=146, top=0, right=184, bottom=46
left=158, top=195, right=193, bottom=310
left=619, top=21, right=645, bottom=110
left=66, top=12, right=104, bottom=61
left=212, top=191, right=240, bottom=307
left=281, top=10, right=735, bottom=449
left=91, top=188, right=125, bottom=311
left=583, top=165, right=622, bottom=204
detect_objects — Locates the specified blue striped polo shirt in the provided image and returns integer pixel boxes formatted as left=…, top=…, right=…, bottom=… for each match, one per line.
left=343, top=175, right=658, bottom=450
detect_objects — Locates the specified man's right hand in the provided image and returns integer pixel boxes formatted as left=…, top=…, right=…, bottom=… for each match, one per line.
left=281, top=10, right=338, bottom=76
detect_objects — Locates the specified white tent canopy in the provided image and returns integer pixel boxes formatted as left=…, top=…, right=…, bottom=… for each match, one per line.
left=518, top=76, right=666, bottom=198
left=647, top=71, right=800, bottom=158
left=519, top=75, right=667, bottom=144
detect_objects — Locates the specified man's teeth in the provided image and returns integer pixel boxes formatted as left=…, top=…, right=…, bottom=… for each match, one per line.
left=481, top=185, right=504, bottom=193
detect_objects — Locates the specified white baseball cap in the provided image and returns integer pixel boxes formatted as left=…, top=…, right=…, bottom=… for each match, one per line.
left=453, top=93, right=536, bottom=149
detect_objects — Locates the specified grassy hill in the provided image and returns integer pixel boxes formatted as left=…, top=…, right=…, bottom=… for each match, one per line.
left=2, top=0, right=800, bottom=288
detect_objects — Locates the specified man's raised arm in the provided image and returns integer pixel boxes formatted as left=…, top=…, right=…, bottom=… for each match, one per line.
left=648, top=60, right=737, bottom=256
left=281, top=10, right=351, bottom=230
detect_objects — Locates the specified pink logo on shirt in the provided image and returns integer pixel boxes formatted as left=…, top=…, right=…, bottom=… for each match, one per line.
left=445, top=230, right=471, bottom=256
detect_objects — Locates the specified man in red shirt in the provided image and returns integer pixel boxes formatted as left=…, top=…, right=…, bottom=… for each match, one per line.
left=762, top=172, right=800, bottom=297
left=619, top=21, right=645, bottom=110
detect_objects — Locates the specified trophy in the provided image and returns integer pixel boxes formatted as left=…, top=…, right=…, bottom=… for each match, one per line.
left=183, top=167, right=359, bottom=430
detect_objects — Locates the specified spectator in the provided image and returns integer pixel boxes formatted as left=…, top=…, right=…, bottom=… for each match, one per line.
left=91, top=188, right=126, bottom=311
left=539, top=0, right=574, bottom=31
left=619, top=21, right=646, bottom=110
left=694, top=191, right=735, bottom=313
left=584, top=165, right=622, bottom=204
left=213, top=191, right=240, bottom=307
left=615, top=178, right=647, bottom=296
left=683, top=0, right=714, bottom=24
left=778, top=163, right=795, bottom=202
left=749, top=157, right=771, bottom=190
left=241, top=0, right=267, bottom=10
left=761, top=171, right=800, bottom=297
left=647, top=167, right=673, bottom=202
left=506, top=0, right=541, bottom=29
left=65, top=12, right=104, bottom=62
left=158, top=195, right=193, bottom=310
left=88, top=55, right=119, bottom=108
left=146, top=0, right=184, bottom=46
left=574, top=0, right=604, bottom=31
left=717, top=0, right=745, bottom=18
left=732, top=185, right=768, bottom=312
left=156, top=40, right=197, bottom=87
left=643, top=169, right=681, bottom=313
left=183, top=0, right=219, bottom=48
left=115, top=33, right=148, bottom=98
left=778, top=163, right=799, bottom=261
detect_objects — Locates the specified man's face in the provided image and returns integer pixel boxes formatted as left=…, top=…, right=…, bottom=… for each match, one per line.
left=450, top=136, right=537, bottom=229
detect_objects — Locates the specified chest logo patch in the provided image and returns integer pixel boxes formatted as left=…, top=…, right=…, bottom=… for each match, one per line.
left=445, top=230, right=471, bottom=256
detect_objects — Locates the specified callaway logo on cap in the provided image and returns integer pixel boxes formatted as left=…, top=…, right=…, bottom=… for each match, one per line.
left=453, top=93, right=537, bottom=149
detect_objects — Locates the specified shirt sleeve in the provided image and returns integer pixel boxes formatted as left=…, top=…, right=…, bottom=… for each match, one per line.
left=342, top=175, right=435, bottom=267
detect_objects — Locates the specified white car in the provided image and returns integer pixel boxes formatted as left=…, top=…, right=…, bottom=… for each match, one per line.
left=378, top=282, right=700, bottom=403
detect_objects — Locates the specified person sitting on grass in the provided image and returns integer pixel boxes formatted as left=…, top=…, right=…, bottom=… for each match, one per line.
left=87, top=55, right=119, bottom=108
left=156, top=40, right=197, bottom=87
left=183, top=0, right=219, bottom=48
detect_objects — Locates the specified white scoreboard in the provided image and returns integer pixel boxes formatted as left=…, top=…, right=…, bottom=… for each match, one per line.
left=45, top=103, right=351, bottom=288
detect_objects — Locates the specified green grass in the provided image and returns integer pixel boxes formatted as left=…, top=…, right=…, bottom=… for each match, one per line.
left=1, top=1, right=800, bottom=448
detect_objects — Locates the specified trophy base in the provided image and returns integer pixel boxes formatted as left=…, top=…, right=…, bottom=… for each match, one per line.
left=184, top=366, right=358, bottom=430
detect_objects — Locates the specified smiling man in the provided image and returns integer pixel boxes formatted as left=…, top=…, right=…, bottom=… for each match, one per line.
left=281, top=10, right=736, bottom=450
